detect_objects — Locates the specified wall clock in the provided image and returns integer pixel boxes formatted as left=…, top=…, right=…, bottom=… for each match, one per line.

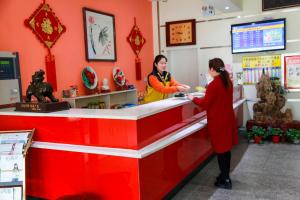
left=166, top=19, right=196, bottom=47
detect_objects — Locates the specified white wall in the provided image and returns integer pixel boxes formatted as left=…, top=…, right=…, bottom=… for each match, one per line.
left=153, top=0, right=300, bottom=121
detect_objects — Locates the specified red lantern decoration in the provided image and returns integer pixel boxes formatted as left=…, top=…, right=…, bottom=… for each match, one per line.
left=127, top=18, right=146, bottom=80
left=25, top=1, right=66, bottom=91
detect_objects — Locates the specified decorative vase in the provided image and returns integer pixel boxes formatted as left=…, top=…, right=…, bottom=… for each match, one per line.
left=254, top=136, right=262, bottom=144
left=272, top=135, right=280, bottom=143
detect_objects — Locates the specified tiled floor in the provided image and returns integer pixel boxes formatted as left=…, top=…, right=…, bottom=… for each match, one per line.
left=171, top=134, right=300, bottom=200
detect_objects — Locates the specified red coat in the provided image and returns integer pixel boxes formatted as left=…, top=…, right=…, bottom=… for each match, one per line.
left=193, top=76, right=238, bottom=153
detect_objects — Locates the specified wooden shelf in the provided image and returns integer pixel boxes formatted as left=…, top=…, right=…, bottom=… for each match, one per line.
left=62, top=89, right=138, bottom=109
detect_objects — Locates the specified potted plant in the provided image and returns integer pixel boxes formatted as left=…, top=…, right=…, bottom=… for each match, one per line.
left=286, top=129, right=300, bottom=144
left=268, top=127, right=282, bottom=143
left=251, top=126, right=266, bottom=144
left=247, top=131, right=254, bottom=143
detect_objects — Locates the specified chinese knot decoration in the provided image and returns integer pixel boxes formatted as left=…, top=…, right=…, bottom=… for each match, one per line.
left=24, top=1, right=66, bottom=91
left=127, top=18, right=146, bottom=80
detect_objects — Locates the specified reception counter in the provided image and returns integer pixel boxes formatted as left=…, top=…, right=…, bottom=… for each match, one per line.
left=0, top=90, right=245, bottom=200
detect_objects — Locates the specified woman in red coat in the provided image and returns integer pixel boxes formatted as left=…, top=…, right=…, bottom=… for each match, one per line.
left=188, top=58, right=238, bottom=189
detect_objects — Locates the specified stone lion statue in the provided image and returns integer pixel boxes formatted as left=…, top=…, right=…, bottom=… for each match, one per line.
left=25, top=69, right=58, bottom=103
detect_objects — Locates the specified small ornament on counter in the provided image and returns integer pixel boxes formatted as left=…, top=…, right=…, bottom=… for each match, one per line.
left=101, top=78, right=111, bottom=93
left=70, top=85, right=78, bottom=97
left=137, top=91, right=146, bottom=104
left=87, top=101, right=106, bottom=109
left=82, top=66, right=98, bottom=94
left=127, top=84, right=135, bottom=90
left=113, top=67, right=127, bottom=90
left=62, top=90, right=70, bottom=98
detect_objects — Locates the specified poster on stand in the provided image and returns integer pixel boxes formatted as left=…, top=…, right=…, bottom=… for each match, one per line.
left=0, top=130, right=34, bottom=200
left=283, top=55, right=300, bottom=89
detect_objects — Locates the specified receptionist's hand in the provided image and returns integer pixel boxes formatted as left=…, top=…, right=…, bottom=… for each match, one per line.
left=182, top=85, right=191, bottom=91
left=176, top=85, right=189, bottom=92
left=177, top=85, right=187, bottom=92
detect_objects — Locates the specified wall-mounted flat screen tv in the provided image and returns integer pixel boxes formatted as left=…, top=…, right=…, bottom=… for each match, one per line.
left=231, top=18, right=286, bottom=54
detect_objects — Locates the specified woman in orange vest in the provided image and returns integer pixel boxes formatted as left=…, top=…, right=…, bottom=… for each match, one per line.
left=144, top=54, right=190, bottom=103
left=188, top=58, right=238, bottom=189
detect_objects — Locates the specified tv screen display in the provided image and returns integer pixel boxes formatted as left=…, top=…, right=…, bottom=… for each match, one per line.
left=231, top=18, right=286, bottom=54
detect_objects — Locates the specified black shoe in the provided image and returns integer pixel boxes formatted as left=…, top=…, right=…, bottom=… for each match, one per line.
left=214, top=178, right=232, bottom=190
left=216, top=174, right=221, bottom=182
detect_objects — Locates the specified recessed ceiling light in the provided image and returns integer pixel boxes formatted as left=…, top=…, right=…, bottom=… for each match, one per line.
left=225, top=6, right=230, bottom=10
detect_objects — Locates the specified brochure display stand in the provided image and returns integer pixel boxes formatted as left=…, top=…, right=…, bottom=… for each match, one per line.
left=0, top=129, right=34, bottom=200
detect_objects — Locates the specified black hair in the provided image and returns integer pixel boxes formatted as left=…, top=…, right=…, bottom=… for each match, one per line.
left=152, top=54, right=167, bottom=72
left=209, top=58, right=231, bottom=89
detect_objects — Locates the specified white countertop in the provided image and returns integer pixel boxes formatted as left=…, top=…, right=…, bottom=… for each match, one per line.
left=0, top=97, right=192, bottom=120
left=0, top=92, right=245, bottom=120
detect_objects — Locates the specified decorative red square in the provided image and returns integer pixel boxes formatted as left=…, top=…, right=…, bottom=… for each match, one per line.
left=127, top=25, right=146, bottom=56
left=25, top=3, right=66, bottom=49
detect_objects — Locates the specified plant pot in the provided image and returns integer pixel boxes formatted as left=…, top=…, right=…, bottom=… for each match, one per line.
left=292, top=139, right=300, bottom=144
left=254, top=136, right=262, bottom=144
left=272, top=135, right=280, bottom=143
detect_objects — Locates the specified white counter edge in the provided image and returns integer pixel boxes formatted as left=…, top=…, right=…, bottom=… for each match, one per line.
left=31, top=119, right=207, bottom=159
left=30, top=99, right=245, bottom=158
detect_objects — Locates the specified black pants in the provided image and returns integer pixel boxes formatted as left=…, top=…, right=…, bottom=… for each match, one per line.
left=217, top=151, right=231, bottom=180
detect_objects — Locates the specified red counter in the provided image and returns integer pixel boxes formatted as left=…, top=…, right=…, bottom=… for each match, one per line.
left=0, top=91, right=244, bottom=200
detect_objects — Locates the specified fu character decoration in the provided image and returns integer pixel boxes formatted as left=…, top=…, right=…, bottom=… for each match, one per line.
left=127, top=18, right=146, bottom=80
left=24, top=0, right=66, bottom=91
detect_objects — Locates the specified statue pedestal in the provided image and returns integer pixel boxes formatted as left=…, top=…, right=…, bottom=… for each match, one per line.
left=15, top=102, right=70, bottom=113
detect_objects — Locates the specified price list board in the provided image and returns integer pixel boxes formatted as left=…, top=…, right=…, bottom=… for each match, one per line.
left=242, top=55, right=281, bottom=84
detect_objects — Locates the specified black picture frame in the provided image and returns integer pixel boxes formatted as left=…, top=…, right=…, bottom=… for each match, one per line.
left=82, top=7, right=117, bottom=62
left=262, top=0, right=300, bottom=11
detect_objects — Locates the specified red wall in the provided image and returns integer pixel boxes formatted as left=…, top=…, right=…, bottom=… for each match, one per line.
left=0, top=0, right=153, bottom=97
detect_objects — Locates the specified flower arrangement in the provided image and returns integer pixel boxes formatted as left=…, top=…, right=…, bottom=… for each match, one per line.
left=82, top=66, right=98, bottom=90
left=113, top=67, right=126, bottom=87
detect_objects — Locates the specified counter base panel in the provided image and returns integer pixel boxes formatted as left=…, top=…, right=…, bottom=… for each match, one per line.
left=25, top=128, right=212, bottom=200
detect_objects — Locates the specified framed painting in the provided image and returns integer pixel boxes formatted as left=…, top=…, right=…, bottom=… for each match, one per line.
left=166, top=19, right=196, bottom=47
left=262, top=0, right=300, bottom=11
left=83, top=8, right=117, bottom=61
left=282, top=53, right=300, bottom=90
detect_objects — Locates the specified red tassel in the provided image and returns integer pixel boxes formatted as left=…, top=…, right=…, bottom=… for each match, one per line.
left=45, top=52, right=57, bottom=91
left=135, top=57, right=141, bottom=80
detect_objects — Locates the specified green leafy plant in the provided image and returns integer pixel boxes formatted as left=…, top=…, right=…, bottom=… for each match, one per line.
left=251, top=126, right=266, bottom=138
left=268, top=127, right=283, bottom=136
left=286, top=129, right=300, bottom=143
left=247, top=131, right=254, bottom=140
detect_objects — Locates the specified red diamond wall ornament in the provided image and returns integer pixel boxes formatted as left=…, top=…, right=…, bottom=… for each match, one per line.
left=25, top=1, right=66, bottom=91
left=127, top=18, right=146, bottom=80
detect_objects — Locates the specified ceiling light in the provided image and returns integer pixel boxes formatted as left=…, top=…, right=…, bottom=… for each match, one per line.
left=225, top=6, right=230, bottom=10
